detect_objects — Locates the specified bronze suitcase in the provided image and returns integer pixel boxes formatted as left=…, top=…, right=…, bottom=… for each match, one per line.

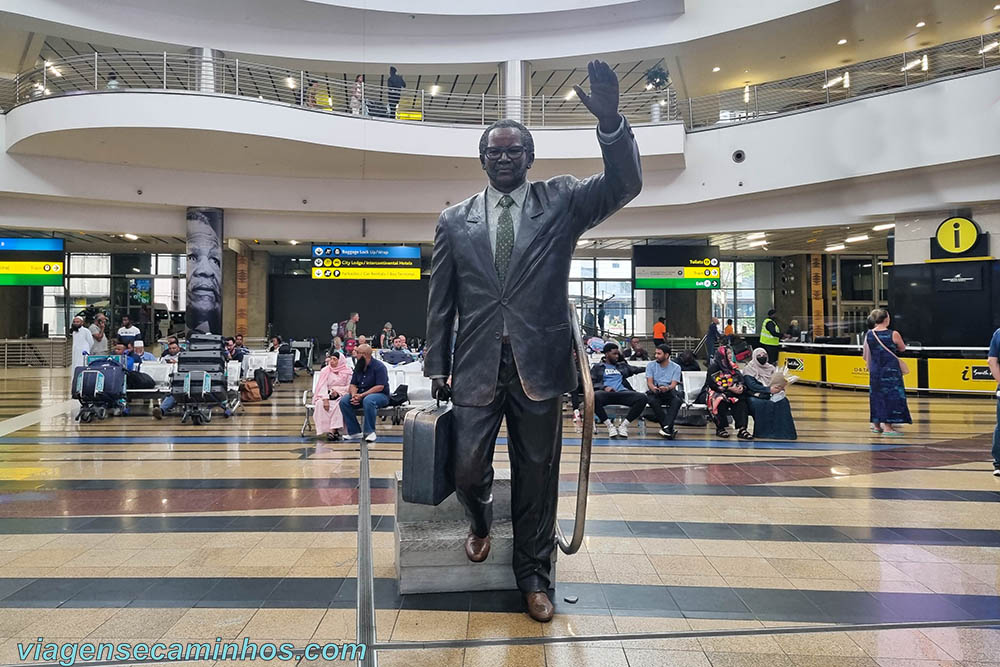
left=401, top=401, right=454, bottom=505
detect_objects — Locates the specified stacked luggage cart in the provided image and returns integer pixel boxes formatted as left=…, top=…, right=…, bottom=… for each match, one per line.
left=72, top=354, right=129, bottom=422
left=170, top=333, right=241, bottom=425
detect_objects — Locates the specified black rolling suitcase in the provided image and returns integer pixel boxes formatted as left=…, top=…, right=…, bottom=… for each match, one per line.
left=276, top=352, right=295, bottom=382
left=401, top=400, right=454, bottom=505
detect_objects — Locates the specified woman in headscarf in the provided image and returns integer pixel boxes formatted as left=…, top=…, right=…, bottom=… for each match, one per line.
left=705, top=345, right=752, bottom=440
left=743, top=348, right=797, bottom=440
left=314, top=352, right=354, bottom=441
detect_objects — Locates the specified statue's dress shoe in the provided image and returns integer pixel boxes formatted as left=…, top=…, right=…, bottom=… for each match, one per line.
left=465, top=532, right=490, bottom=562
left=524, top=591, right=554, bottom=622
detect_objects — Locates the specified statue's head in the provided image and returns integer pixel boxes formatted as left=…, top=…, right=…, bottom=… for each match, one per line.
left=479, top=119, right=535, bottom=193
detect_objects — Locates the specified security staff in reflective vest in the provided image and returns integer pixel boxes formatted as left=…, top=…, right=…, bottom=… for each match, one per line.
left=759, top=309, right=781, bottom=364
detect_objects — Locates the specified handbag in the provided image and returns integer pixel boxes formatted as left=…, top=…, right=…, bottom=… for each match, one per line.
left=868, top=330, right=910, bottom=375
left=240, top=380, right=262, bottom=402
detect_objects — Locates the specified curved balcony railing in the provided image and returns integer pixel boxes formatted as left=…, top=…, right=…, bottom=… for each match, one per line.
left=0, top=52, right=680, bottom=128
left=682, top=31, right=1000, bottom=129
left=1, top=30, right=997, bottom=131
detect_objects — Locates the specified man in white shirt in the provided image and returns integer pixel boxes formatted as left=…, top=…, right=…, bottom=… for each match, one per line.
left=117, top=315, right=140, bottom=346
left=89, top=313, right=108, bottom=355
left=70, top=315, right=94, bottom=374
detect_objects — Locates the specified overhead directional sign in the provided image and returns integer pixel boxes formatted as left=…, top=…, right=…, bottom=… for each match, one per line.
left=311, top=245, right=421, bottom=280
left=632, top=245, right=721, bottom=290
left=0, top=238, right=65, bottom=286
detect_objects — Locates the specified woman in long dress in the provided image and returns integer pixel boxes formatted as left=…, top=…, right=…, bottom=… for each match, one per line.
left=743, top=347, right=797, bottom=440
left=706, top=346, right=753, bottom=440
left=862, top=308, right=912, bottom=435
left=314, top=352, right=354, bottom=441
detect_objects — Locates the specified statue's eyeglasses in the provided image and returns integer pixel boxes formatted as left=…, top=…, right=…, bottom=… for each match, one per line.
left=485, top=146, right=526, bottom=161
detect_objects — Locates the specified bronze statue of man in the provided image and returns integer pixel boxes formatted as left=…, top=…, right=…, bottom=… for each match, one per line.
left=423, top=60, right=642, bottom=622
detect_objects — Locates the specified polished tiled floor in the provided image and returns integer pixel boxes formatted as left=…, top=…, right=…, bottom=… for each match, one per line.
left=0, top=367, right=999, bottom=666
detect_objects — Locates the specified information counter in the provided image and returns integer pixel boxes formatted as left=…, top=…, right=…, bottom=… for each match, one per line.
left=777, top=342, right=995, bottom=395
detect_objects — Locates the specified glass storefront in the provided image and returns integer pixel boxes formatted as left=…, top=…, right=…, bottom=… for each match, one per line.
left=42, top=253, right=188, bottom=341
left=710, top=261, right=774, bottom=334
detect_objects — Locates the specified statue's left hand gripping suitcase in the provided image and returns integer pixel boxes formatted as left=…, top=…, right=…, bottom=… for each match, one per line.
left=401, top=401, right=454, bottom=505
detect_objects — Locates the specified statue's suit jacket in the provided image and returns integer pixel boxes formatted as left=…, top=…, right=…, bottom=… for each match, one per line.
left=424, top=119, right=642, bottom=407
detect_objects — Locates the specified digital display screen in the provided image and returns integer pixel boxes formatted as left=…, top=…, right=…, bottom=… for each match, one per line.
left=0, top=238, right=65, bottom=286
left=310, top=245, right=421, bottom=280
left=632, top=245, right=721, bottom=290
left=130, top=278, right=151, bottom=304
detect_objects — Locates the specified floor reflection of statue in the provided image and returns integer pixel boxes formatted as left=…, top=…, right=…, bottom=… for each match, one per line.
left=423, top=61, right=642, bottom=622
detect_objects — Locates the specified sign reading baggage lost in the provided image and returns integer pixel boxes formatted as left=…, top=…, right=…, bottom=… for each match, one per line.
left=311, top=245, right=421, bottom=280
left=632, top=245, right=721, bottom=289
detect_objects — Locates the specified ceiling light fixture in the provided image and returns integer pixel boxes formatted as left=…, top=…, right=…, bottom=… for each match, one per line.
left=743, top=84, right=750, bottom=103
left=658, top=99, right=666, bottom=106
left=285, top=77, right=297, bottom=89
left=290, top=240, right=299, bottom=245
left=901, top=57, right=923, bottom=71
left=842, top=71, right=850, bottom=88
left=995, top=4, right=1000, bottom=10
left=645, top=83, right=653, bottom=90
left=837, top=38, right=848, bottom=45
left=576, top=239, right=590, bottom=246
left=565, top=89, right=576, bottom=100
left=746, top=232, right=767, bottom=239
left=921, top=54, right=928, bottom=71
left=845, top=234, right=869, bottom=243
left=825, top=244, right=846, bottom=252
left=123, top=233, right=138, bottom=241
left=822, top=75, right=844, bottom=89
left=429, top=84, right=440, bottom=96
left=872, top=223, right=896, bottom=231
left=712, top=66, right=721, bottom=72
left=979, top=41, right=999, bottom=54
left=916, top=21, right=926, bottom=28
left=748, top=239, right=768, bottom=248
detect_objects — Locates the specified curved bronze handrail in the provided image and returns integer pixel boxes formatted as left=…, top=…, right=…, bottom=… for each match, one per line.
left=555, top=305, right=593, bottom=555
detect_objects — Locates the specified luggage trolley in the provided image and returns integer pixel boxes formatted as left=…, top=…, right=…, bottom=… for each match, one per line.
left=73, top=354, right=129, bottom=423
left=171, top=334, right=233, bottom=425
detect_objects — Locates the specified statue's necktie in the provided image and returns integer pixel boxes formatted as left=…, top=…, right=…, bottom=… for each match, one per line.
left=494, top=194, right=515, bottom=285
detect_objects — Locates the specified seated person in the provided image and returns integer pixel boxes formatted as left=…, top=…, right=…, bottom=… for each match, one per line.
left=314, top=352, right=354, bottom=441
left=677, top=350, right=701, bottom=372
left=706, top=346, right=752, bottom=440
left=724, top=319, right=735, bottom=337
left=357, top=335, right=368, bottom=347
left=160, top=336, right=180, bottom=358
left=645, top=344, right=682, bottom=440
left=328, top=336, right=344, bottom=358
left=225, top=336, right=245, bottom=362
left=233, top=334, right=250, bottom=355
left=743, top=348, right=797, bottom=440
left=627, top=337, right=649, bottom=361
left=338, top=344, right=390, bottom=443
left=161, top=339, right=182, bottom=364
left=590, top=342, right=647, bottom=440
left=268, top=335, right=282, bottom=352
left=382, top=335, right=417, bottom=365
left=128, top=340, right=156, bottom=367
left=110, top=340, right=135, bottom=370
left=784, top=319, right=802, bottom=341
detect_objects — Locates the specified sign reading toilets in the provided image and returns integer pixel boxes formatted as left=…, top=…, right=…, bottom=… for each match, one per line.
left=185, top=207, right=224, bottom=335
left=311, top=245, right=421, bottom=280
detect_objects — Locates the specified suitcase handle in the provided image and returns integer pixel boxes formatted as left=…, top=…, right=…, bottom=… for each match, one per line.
left=555, top=305, right=593, bottom=556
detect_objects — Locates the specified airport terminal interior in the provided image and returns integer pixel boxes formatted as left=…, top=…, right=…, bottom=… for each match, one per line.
left=1, top=0, right=1000, bottom=665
